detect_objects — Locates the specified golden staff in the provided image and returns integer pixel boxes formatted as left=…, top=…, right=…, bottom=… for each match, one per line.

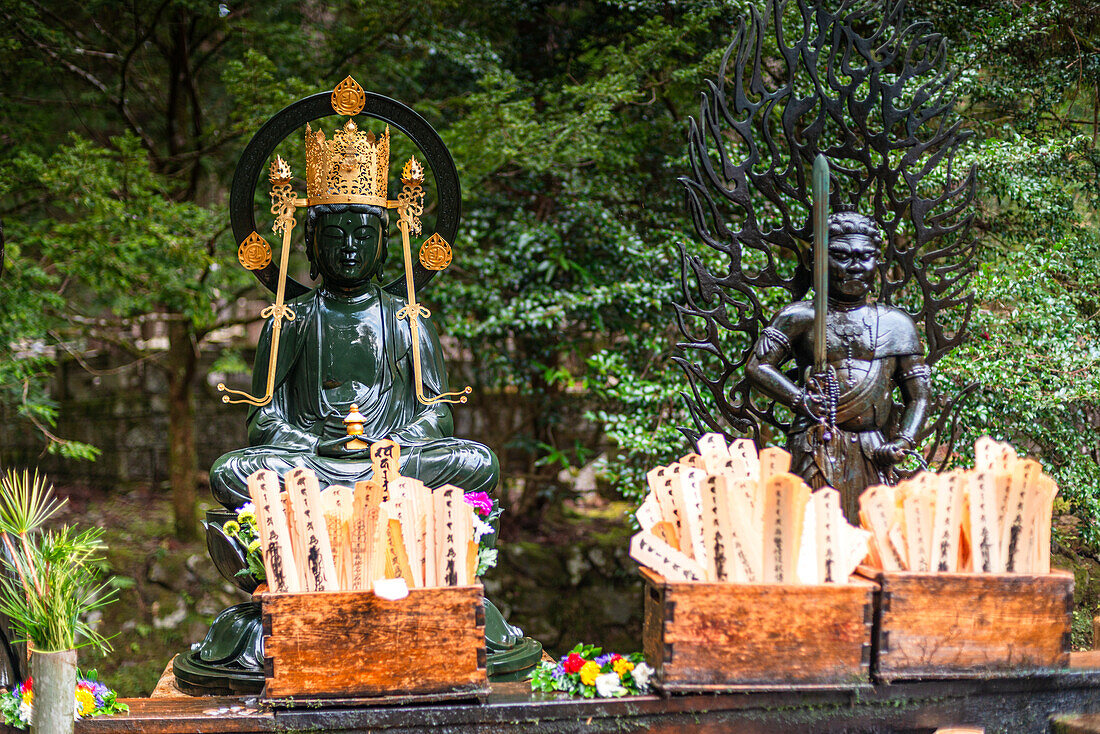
left=218, top=156, right=303, bottom=406
left=394, top=157, right=471, bottom=406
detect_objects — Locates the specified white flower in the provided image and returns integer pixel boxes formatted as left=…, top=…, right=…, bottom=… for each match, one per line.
left=472, top=517, right=494, bottom=542
left=632, top=662, right=654, bottom=691
left=238, top=502, right=255, bottom=514
left=18, top=701, right=32, bottom=725
left=594, top=672, right=626, bottom=698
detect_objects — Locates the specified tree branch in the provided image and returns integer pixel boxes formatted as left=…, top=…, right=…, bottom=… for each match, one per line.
left=191, top=32, right=232, bottom=75
left=25, top=0, right=96, bottom=46
left=47, top=330, right=160, bottom=376
left=19, top=379, right=89, bottom=458
left=118, top=0, right=172, bottom=158
left=6, top=17, right=158, bottom=154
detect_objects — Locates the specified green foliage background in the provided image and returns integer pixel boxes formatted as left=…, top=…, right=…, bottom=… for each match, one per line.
left=0, top=0, right=1097, bottom=544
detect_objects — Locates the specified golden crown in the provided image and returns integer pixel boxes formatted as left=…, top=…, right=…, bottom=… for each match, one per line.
left=305, top=118, right=390, bottom=207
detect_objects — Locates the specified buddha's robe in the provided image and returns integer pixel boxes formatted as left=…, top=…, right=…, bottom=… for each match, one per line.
left=210, top=284, right=498, bottom=508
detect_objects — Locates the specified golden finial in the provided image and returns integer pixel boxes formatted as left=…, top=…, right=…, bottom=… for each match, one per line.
left=343, top=404, right=371, bottom=450
left=397, top=155, right=425, bottom=236
left=269, top=155, right=292, bottom=185
left=402, top=157, right=425, bottom=186
left=344, top=404, right=366, bottom=436
left=331, top=76, right=366, bottom=116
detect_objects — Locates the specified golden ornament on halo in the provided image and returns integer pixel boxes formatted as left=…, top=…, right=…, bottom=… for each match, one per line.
left=331, top=76, right=366, bottom=116
left=419, top=233, right=453, bottom=271
left=238, top=231, right=272, bottom=271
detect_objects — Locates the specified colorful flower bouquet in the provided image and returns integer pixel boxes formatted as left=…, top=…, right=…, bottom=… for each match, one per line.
left=0, top=670, right=128, bottom=728
left=530, top=644, right=654, bottom=698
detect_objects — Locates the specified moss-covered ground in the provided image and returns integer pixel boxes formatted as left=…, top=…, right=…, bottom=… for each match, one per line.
left=56, top=486, right=239, bottom=697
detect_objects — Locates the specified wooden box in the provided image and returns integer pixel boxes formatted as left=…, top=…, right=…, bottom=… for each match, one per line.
left=641, top=568, right=877, bottom=691
left=864, top=569, right=1074, bottom=681
left=260, top=584, right=488, bottom=705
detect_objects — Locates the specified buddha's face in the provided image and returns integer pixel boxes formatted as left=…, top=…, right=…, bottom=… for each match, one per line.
left=311, top=210, right=385, bottom=289
left=828, top=234, right=878, bottom=300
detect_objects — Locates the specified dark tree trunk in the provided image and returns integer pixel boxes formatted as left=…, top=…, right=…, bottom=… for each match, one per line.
left=166, top=320, right=199, bottom=540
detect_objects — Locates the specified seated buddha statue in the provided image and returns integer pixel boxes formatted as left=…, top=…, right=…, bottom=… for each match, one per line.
left=174, top=114, right=540, bottom=695
left=208, top=196, right=499, bottom=507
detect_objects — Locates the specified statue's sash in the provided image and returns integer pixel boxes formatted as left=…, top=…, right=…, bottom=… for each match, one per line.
left=834, top=356, right=890, bottom=425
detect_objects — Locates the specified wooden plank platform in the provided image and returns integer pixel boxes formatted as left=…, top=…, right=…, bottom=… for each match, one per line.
left=62, top=652, right=1100, bottom=734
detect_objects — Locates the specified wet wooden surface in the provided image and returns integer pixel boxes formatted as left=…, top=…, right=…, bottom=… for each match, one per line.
left=72, top=697, right=271, bottom=732
left=67, top=654, right=1100, bottom=734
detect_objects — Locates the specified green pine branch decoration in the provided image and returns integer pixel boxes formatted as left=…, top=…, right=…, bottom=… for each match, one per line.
left=0, top=469, right=116, bottom=654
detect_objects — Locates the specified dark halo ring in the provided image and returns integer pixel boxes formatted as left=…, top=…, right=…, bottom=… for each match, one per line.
left=229, top=90, right=460, bottom=298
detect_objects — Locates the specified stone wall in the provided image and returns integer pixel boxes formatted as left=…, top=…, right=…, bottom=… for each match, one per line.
left=0, top=351, right=247, bottom=489
left=0, top=348, right=590, bottom=490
